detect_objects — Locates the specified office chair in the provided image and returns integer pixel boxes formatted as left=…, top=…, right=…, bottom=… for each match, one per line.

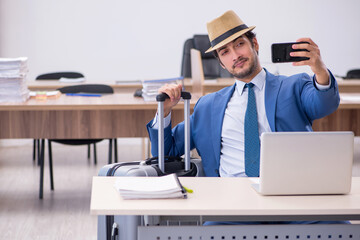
left=180, top=34, right=232, bottom=79
left=33, top=72, right=87, bottom=165
left=46, top=83, right=118, bottom=191
left=344, top=69, right=360, bottom=79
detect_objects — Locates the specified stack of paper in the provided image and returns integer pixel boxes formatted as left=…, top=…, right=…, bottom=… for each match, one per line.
left=142, top=77, right=184, bottom=101
left=0, top=57, right=30, bottom=103
left=113, top=174, right=187, bottom=199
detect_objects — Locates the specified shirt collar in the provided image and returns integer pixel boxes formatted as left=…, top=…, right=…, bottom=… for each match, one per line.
left=235, top=68, right=266, bottom=95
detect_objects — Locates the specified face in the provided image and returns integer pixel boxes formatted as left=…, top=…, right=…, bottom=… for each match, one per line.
left=216, top=36, right=261, bottom=81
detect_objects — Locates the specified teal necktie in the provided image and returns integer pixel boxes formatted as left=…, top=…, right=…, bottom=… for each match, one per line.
left=244, top=83, right=260, bottom=177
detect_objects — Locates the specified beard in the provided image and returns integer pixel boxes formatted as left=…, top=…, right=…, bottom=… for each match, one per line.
left=230, top=52, right=259, bottom=79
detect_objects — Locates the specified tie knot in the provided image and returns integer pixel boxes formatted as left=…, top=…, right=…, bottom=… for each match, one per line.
left=245, top=83, right=254, bottom=89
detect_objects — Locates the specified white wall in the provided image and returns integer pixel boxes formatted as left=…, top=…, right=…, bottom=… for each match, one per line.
left=1, top=0, right=359, bottom=81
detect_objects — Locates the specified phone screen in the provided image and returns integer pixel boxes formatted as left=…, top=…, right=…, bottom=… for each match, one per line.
left=271, top=42, right=309, bottom=63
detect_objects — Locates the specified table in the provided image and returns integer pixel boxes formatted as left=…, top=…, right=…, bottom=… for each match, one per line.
left=90, top=176, right=360, bottom=240
left=1, top=93, right=360, bottom=139
left=0, top=93, right=197, bottom=139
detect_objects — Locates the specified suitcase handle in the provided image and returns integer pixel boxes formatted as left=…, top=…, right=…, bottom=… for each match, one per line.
left=156, top=91, right=191, bottom=102
left=156, top=91, right=191, bottom=173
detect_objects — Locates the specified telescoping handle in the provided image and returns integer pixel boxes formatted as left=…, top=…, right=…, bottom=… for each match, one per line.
left=156, top=91, right=191, bottom=173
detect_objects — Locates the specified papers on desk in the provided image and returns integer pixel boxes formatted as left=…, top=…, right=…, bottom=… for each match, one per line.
left=114, top=174, right=187, bottom=199
left=29, top=90, right=61, bottom=99
left=141, top=77, right=184, bottom=101
left=341, top=94, right=360, bottom=102
left=59, top=77, right=85, bottom=83
left=0, top=57, right=29, bottom=103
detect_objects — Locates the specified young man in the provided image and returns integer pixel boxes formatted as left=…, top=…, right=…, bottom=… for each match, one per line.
left=147, top=10, right=339, bottom=178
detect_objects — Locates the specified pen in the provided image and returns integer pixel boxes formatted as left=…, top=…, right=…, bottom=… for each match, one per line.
left=66, top=93, right=102, bottom=97
left=182, top=186, right=193, bottom=193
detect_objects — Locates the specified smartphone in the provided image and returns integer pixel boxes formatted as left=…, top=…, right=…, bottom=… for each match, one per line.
left=271, top=42, right=310, bottom=63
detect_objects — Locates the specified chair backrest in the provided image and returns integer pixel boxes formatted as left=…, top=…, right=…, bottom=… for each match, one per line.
left=36, top=72, right=84, bottom=80
left=57, top=84, right=114, bottom=94
left=345, top=69, right=360, bottom=79
left=180, top=34, right=232, bottom=79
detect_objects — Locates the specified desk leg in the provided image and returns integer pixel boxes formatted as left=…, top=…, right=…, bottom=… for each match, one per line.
left=39, top=139, right=45, bottom=199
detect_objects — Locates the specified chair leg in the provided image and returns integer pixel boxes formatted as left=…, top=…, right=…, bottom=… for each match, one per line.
left=114, top=139, right=118, bottom=163
left=37, top=139, right=41, bottom=166
left=48, top=140, right=54, bottom=191
left=93, top=143, right=97, bottom=165
left=108, top=139, right=113, bottom=164
left=39, top=139, right=45, bottom=199
left=87, top=144, right=91, bottom=162
left=33, top=139, right=36, bottom=162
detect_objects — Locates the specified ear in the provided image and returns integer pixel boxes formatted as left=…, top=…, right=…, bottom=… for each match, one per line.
left=252, top=37, right=259, bottom=53
left=219, top=61, right=226, bottom=69
left=215, top=50, right=226, bottom=69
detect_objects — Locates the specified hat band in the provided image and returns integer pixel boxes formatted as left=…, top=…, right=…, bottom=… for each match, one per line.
left=210, top=24, right=249, bottom=48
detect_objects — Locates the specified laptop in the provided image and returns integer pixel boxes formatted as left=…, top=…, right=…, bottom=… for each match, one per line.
left=252, top=131, right=354, bottom=195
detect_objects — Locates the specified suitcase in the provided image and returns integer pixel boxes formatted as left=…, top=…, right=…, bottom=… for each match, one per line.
left=97, top=91, right=204, bottom=240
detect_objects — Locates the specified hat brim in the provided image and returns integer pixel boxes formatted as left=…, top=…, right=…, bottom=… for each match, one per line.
left=205, top=26, right=256, bottom=53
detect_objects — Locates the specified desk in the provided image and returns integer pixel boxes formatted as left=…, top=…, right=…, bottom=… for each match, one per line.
left=91, top=177, right=360, bottom=240
left=0, top=93, right=197, bottom=139
left=2, top=93, right=360, bottom=139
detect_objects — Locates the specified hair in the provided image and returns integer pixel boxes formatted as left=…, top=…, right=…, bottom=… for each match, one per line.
left=212, top=31, right=257, bottom=59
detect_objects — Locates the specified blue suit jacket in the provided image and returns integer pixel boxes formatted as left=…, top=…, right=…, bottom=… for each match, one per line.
left=147, top=69, right=340, bottom=177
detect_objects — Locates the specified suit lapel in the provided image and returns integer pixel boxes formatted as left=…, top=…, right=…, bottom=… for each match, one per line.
left=211, top=84, right=236, bottom=166
left=264, top=70, right=282, bottom=132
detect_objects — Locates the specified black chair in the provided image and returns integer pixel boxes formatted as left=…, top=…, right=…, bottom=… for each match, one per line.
left=344, top=69, right=360, bottom=79
left=44, top=83, right=118, bottom=193
left=33, top=72, right=89, bottom=165
left=51, top=83, right=118, bottom=164
left=180, top=34, right=232, bottom=79
left=36, top=72, right=84, bottom=80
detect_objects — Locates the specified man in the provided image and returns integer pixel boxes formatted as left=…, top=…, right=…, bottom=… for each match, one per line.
left=147, top=10, right=339, bottom=179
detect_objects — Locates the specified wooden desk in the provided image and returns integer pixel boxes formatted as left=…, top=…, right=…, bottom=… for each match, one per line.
left=91, top=176, right=360, bottom=218
left=0, top=93, right=197, bottom=139
left=2, top=93, right=360, bottom=139
left=91, top=177, right=360, bottom=240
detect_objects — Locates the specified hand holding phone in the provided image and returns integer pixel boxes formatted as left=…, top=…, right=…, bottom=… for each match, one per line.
left=272, top=38, right=330, bottom=85
left=271, top=42, right=310, bottom=63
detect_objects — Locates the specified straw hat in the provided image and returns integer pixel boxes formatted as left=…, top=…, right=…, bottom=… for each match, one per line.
left=205, top=10, right=255, bottom=53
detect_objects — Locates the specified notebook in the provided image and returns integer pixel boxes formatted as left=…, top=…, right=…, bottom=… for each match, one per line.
left=252, top=131, right=354, bottom=195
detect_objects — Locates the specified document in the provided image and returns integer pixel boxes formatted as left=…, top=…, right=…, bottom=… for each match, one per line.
left=59, top=77, right=85, bottom=83
left=113, top=174, right=187, bottom=199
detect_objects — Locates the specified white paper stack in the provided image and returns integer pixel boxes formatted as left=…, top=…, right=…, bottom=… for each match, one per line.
left=0, top=57, right=30, bottom=103
left=113, top=174, right=187, bottom=200
left=141, top=77, right=184, bottom=102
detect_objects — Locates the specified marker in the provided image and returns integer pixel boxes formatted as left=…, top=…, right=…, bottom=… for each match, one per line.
left=66, top=93, right=102, bottom=97
left=183, top=186, right=193, bottom=193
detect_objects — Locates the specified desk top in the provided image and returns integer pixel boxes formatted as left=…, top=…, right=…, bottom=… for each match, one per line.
left=90, top=176, right=360, bottom=217
left=26, top=78, right=360, bottom=90
left=1, top=91, right=360, bottom=111
left=0, top=93, right=198, bottom=111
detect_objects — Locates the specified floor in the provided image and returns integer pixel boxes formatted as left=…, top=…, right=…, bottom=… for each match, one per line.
left=0, top=137, right=359, bottom=240
left=0, top=138, right=143, bottom=240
